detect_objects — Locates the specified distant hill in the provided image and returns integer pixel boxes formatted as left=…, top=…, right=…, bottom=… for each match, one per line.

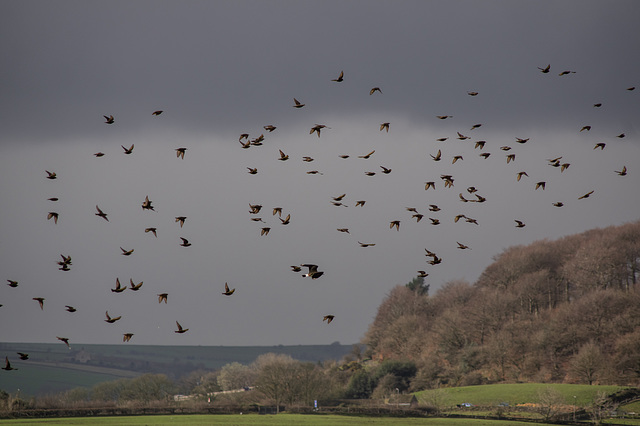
left=0, top=341, right=355, bottom=396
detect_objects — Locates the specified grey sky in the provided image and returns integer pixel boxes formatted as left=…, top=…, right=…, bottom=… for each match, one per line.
left=1, top=1, right=639, bottom=347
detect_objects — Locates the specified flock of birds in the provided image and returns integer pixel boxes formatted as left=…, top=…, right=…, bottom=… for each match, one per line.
left=1, top=65, right=635, bottom=372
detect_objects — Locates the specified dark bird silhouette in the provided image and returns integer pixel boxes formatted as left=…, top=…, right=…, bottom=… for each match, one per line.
left=337, top=228, right=350, bottom=233
left=292, top=98, right=305, bottom=108
left=358, top=150, right=375, bottom=159
left=457, top=242, right=470, bottom=250
left=222, top=282, right=235, bottom=296
left=48, top=197, right=59, bottom=201
left=290, top=265, right=302, bottom=272
left=323, top=315, right=335, bottom=324
left=142, top=195, right=154, bottom=211
left=515, top=220, right=526, bottom=228
left=175, top=148, right=187, bottom=159
left=129, top=279, right=143, bottom=291
left=175, top=216, right=187, bottom=227
left=358, top=241, right=375, bottom=247
left=112, top=278, right=127, bottom=293
left=179, top=237, right=191, bottom=247
left=261, top=227, right=270, bottom=236
left=278, top=149, right=289, bottom=161
left=593, top=103, right=602, bottom=107
left=121, top=144, right=134, bottom=154
left=578, top=190, right=594, bottom=199
left=390, top=220, right=400, bottom=231
left=558, top=70, right=576, bottom=76
left=468, top=91, right=478, bottom=96
left=380, top=122, right=390, bottom=132
left=17, top=352, right=29, bottom=360
left=94, top=152, right=105, bottom=157
left=430, top=149, right=442, bottom=161
left=615, top=166, right=627, bottom=176
left=120, top=247, right=134, bottom=256
left=580, top=126, right=591, bottom=132
left=152, top=110, right=163, bottom=116
left=2, top=357, right=17, bottom=371
left=279, top=214, right=291, bottom=225
left=355, top=200, right=366, bottom=207
left=104, top=115, right=114, bottom=124
left=331, top=70, right=344, bottom=82
left=123, top=333, right=134, bottom=342
left=264, top=125, right=277, bottom=132
left=145, top=227, right=158, bottom=238
left=46, top=170, right=57, bottom=179
left=157, top=293, right=168, bottom=304
left=515, top=137, right=529, bottom=144
left=370, top=87, right=382, bottom=95
left=7, top=280, right=18, bottom=288
left=380, top=166, right=392, bottom=174
left=535, top=181, right=546, bottom=190
left=33, top=297, right=45, bottom=310
left=47, top=212, right=59, bottom=224
left=301, top=264, right=324, bottom=279
left=310, top=124, right=329, bottom=138
left=436, top=115, right=452, bottom=120
left=594, top=143, right=606, bottom=150
left=95, top=205, right=109, bottom=221
left=105, top=311, right=122, bottom=323
left=553, top=202, right=564, bottom=207
left=538, top=64, right=550, bottom=73
left=174, top=321, right=189, bottom=334
left=517, top=171, right=529, bottom=181
left=65, top=305, right=77, bottom=312
left=424, top=181, right=435, bottom=190
left=57, top=336, right=70, bottom=348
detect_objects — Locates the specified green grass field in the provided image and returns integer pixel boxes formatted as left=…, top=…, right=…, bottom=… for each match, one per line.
left=415, top=383, right=628, bottom=408
left=0, top=413, right=572, bottom=425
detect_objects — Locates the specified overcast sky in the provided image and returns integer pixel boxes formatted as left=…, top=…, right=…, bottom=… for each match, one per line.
left=1, top=1, right=639, bottom=348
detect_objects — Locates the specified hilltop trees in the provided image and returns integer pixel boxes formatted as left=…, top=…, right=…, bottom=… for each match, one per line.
left=362, top=220, right=640, bottom=388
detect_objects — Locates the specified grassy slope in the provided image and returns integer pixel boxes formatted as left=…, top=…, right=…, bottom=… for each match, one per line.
left=414, top=383, right=629, bottom=408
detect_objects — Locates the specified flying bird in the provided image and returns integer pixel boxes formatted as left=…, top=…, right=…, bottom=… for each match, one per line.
left=538, top=64, right=550, bottom=73
left=129, top=279, right=143, bottom=291
left=553, top=202, right=564, bottom=207
left=452, top=155, right=463, bottom=164
left=48, top=197, right=59, bottom=201
left=261, top=227, right=270, bottom=236
left=580, top=126, right=591, bottom=132
left=358, top=241, right=375, bottom=247
left=222, top=282, right=235, bottom=296
left=380, top=122, right=390, bottom=132
left=292, top=98, right=305, bottom=108
left=301, top=264, right=324, bottom=279
left=331, top=70, right=344, bottom=82
left=517, top=171, right=529, bottom=181
left=535, top=182, right=546, bottom=190
left=33, top=297, right=45, bottom=310
left=264, top=125, right=277, bottom=132
left=369, top=87, right=382, bottom=95
left=436, top=115, right=452, bottom=120
left=175, top=216, right=187, bottom=227
left=104, top=311, right=122, bottom=323
left=175, top=148, right=187, bottom=159
left=152, top=110, right=163, bottom=116
left=179, top=237, right=191, bottom=247
left=310, top=124, right=329, bottom=137
left=355, top=200, right=366, bottom=207
left=578, top=190, right=594, bottom=199
left=46, top=170, right=57, bottom=179
left=479, top=152, right=490, bottom=159
left=157, top=293, right=168, bottom=304
left=290, top=265, right=302, bottom=272
left=468, top=91, right=478, bottom=96
left=279, top=214, right=291, bottom=225
left=65, top=305, right=77, bottom=312
left=337, top=228, right=350, bottom=233
left=57, top=337, right=70, bottom=348
left=7, top=280, right=18, bottom=288
left=456, top=242, right=470, bottom=250
left=145, top=227, right=158, bottom=237
left=104, top=115, right=114, bottom=124
left=121, top=144, right=134, bottom=154
left=95, top=205, right=109, bottom=221
left=120, top=247, right=134, bottom=256
left=424, top=181, right=435, bottom=190
left=594, top=143, right=606, bottom=150
left=430, top=149, right=442, bottom=161
left=515, top=220, right=526, bottom=228
left=515, top=137, right=529, bottom=144
left=272, top=207, right=283, bottom=217
left=358, top=150, right=375, bottom=159
left=278, top=149, right=289, bottom=161
left=47, top=212, right=59, bottom=224
left=17, top=352, right=29, bottom=360
left=390, top=220, right=400, bottom=231
left=323, top=315, right=335, bottom=324
left=615, top=166, right=627, bottom=176
left=112, top=278, right=127, bottom=293
left=380, top=166, right=392, bottom=174
left=174, top=321, right=189, bottom=334
left=123, top=333, right=134, bottom=342
left=2, top=357, right=17, bottom=371
left=558, top=70, right=576, bottom=76
left=142, top=195, right=154, bottom=211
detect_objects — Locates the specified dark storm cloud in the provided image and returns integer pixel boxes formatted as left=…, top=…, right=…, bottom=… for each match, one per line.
left=1, top=1, right=639, bottom=347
